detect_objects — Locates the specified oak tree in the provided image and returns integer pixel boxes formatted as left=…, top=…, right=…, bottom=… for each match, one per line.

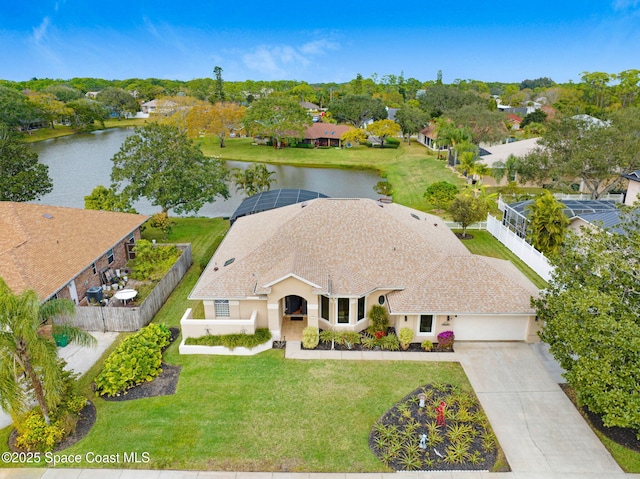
left=0, top=123, right=53, bottom=201
left=111, top=123, right=229, bottom=215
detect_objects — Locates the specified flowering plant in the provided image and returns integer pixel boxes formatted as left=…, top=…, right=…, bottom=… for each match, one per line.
left=374, top=330, right=386, bottom=339
left=437, top=330, right=455, bottom=351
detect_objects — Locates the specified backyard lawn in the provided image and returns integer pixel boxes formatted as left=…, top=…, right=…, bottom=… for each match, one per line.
left=197, top=137, right=466, bottom=212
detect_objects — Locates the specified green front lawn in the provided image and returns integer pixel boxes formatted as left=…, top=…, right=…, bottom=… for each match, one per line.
left=198, top=137, right=466, bottom=211
left=63, top=350, right=469, bottom=471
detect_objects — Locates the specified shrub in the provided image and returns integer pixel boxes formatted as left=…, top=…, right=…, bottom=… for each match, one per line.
left=384, top=137, right=400, bottom=148
left=95, top=323, right=171, bottom=397
left=398, top=327, right=414, bottom=350
left=437, top=331, right=455, bottom=351
left=421, top=339, right=433, bottom=351
left=130, top=240, right=182, bottom=282
left=302, top=327, right=319, bottom=349
left=184, top=328, right=271, bottom=350
left=335, top=331, right=361, bottom=349
left=367, top=305, right=389, bottom=335
left=378, top=333, right=400, bottom=351
left=15, top=410, right=65, bottom=452
left=319, top=329, right=338, bottom=344
left=149, top=211, right=172, bottom=238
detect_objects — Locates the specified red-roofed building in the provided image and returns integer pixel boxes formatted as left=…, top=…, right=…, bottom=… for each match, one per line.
left=302, top=123, right=354, bottom=147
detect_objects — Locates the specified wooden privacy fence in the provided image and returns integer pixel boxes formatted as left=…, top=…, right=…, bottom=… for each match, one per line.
left=72, top=243, right=192, bottom=331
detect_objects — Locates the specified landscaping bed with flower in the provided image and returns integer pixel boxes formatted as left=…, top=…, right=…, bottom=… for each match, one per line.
left=369, top=383, right=508, bottom=472
left=301, top=304, right=455, bottom=352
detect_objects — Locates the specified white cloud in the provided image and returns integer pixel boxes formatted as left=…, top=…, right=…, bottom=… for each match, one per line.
left=242, top=39, right=340, bottom=78
left=32, top=17, right=50, bottom=44
left=613, top=0, right=640, bottom=9
left=143, top=16, right=160, bottom=38
left=299, top=39, right=339, bottom=55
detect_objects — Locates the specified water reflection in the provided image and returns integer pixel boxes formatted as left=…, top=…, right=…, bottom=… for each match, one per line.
left=30, top=128, right=380, bottom=217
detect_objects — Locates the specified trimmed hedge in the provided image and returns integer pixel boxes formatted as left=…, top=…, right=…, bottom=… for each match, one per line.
left=94, top=323, right=171, bottom=397
left=184, top=328, right=271, bottom=350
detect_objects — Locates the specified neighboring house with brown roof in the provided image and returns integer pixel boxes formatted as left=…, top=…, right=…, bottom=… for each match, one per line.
left=301, top=123, right=354, bottom=147
left=183, top=198, right=540, bottom=344
left=0, top=202, right=148, bottom=304
left=507, top=113, right=523, bottom=130
left=477, top=137, right=541, bottom=169
left=417, top=124, right=447, bottom=154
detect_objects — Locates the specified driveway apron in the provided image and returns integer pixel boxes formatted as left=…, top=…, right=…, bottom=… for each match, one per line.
left=455, top=342, right=623, bottom=476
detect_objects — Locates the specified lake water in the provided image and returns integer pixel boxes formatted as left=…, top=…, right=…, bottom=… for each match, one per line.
left=29, top=128, right=380, bottom=217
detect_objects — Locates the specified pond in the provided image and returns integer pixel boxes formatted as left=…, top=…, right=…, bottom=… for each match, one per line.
left=29, top=128, right=381, bottom=217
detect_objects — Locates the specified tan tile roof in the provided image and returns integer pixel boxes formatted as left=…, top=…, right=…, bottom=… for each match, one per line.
left=304, top=123, right=353, bottom=140
left=0, top=202, right=148, bottom=301
left=190, top=198, right=537, bottom=314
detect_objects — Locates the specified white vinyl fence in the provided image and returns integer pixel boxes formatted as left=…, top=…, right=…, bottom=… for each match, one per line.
left=486, top=215, right=553, bottom=282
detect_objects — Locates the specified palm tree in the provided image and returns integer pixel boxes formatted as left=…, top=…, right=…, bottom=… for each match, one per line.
left=526, top=191, right=570, bottom=256
left=0, top=279, right=95, bottom=428
left=232, top=163, right=277, bottom=197
left=435, top=120, right=472, bottom=166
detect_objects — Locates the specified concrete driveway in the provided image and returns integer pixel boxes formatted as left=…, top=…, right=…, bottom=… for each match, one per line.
left=456, top=342, right=625, bottom=477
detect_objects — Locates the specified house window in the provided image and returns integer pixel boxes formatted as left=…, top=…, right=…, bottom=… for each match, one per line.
left=92, top=263, right=97, bottom=275
left=128, top=233, right=135, bottom=243
left=214, top=300, right=230, bottom=318
left=320, top=295, right=330, bottom=321
left=107, top=248, right=114, bottom=264
left=419, top=314, right=433, bottom=333
left=337, top=298, right=350, bottom=324
left=357, top=296, right=365, bottom=321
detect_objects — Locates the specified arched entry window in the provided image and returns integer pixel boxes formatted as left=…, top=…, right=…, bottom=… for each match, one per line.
left=284, top=295, right=307, bottom=316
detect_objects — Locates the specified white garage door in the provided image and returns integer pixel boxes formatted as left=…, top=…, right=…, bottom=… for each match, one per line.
left=453, top=315, right=528, bottom=341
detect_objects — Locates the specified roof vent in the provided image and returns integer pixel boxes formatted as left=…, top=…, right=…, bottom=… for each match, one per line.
left=377, top=201, right=384, bottom=208
left=301, top=201, right=308, bottom=208
left=43, top=214, right=53, bottom=219
left=224, top=258, right=235, bottom=267
left=411, top=213, right=420, bottom=220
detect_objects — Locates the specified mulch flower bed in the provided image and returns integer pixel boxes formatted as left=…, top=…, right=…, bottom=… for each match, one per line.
left=369, top=383, right=506, bottom=472
left=302, top=328, right=454, bottom=352
left=560, top=383, right=640, bottom=452
left=8, top=401, right=97, bottom=453
left=95, top=327, right=182, bottom=402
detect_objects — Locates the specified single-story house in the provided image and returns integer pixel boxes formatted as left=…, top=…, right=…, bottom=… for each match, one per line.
left=0, top=202, right=148, bottom=303
left=301, top=123, right=354, bottom=147
left=417, top=124, right=446, bottom=153
left=502, top=197, right=621, bottom=238
left=623, top=170, right=640, bottom=206
left=184, top=198, right=540, bottom=343
left=507, top=113, right=523, bottom=130
left=141, top=99, right=178, bottom=115
left=477, top=137, right=541, bottom=169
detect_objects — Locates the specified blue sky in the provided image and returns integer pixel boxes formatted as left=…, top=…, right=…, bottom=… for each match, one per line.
left=1, top=0, right=639, bottom=84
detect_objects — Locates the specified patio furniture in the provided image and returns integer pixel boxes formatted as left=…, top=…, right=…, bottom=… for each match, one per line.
left=113, top=288, right=138, bottom=305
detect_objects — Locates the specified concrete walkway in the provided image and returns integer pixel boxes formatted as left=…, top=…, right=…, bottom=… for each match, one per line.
left=3, top=341, right=640, bottom=478
left=0, top=332, right=118, bottom=429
